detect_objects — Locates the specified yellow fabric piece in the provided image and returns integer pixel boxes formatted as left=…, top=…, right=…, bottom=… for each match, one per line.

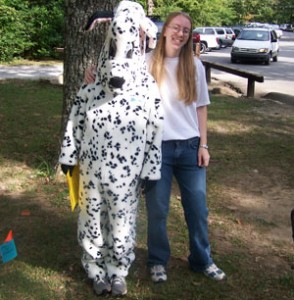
left=66, top=165, right=79, bottom=211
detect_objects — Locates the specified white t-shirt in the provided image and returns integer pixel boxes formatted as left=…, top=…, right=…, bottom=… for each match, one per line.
left=146, top=54, right=210, bottom=141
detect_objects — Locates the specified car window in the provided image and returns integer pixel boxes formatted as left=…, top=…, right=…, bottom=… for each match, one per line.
left=193, top=29, right=202, bottom=34
left=194, top=28, right=204, bottom=33
left=216, top=29, right=225, bottom=34
left=234, top=29, right=242, bottom=37
left=271, top=30, right=277, bottom=40
left=256, top=32, right=269, bottom=41
left=204, top=28, right=215, bottom=35
left=238, top=30, right=269, bottom=41
left=225, top=28, right=233, bottom=34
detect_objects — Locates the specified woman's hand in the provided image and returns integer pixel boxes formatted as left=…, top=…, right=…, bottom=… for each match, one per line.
left=84, top=65, right=97, bottom=84
left=198, top=148, right=210, bottom=167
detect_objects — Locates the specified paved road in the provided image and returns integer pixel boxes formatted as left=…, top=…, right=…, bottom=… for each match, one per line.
left=201, top=31, right=294, bottom=98
left=0, top=64, right=63, bottom=84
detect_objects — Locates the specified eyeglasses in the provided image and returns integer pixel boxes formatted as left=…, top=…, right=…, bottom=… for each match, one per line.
left=167, top=24, right=191, bottom=36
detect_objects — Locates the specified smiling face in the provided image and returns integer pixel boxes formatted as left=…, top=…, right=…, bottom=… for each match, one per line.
left=163, top=14, right=192, bottom=57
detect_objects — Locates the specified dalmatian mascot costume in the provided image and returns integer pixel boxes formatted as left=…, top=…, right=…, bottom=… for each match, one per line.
left=59, top=0, right=163, bottom=296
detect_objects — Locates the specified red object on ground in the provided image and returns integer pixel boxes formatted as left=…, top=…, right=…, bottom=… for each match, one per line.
left=21, top=209, right=31, bottom=216
left=4, top=230, right=13, bottom=242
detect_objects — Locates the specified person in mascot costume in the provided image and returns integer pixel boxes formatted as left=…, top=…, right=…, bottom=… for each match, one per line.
left=59, top=1, right=163, bottom=296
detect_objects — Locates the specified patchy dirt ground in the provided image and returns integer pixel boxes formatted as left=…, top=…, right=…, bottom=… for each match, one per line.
left=209, top=78, right=294, bottom=254
left=1, top=79, right=293, bottom=299
left=161, top=79, right=294, bottom=283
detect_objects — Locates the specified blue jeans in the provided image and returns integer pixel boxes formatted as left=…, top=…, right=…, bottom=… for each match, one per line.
left=145, top=137, right=213, bottom=272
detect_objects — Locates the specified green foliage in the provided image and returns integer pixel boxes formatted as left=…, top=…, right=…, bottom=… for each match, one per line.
left=27, top=1, right=64, bottom=59
left=273, top=0, right=294, bottom=23
left=148, top=0, right=241, bottom=26
left=147, top=0, right=292, bottom=26
left=0, top=0, right=292, bottom=62
left=0, top=0, right=63, bottom=62
left=192, top=0, right=235, bottom=26
left=35, top=156, right=56, bottom=180
left=0, top=0, right=34, bottom=62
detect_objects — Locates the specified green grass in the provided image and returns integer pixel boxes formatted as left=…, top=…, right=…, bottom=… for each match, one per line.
left=0, top=81, right=293, bottom=299
left=0, top=59, right=63, bottom=66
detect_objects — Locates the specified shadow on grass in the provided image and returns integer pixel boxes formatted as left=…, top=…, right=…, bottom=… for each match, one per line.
left=0, top=80, right=63, bottom=169
left=0, top=192, right=80, bottom=270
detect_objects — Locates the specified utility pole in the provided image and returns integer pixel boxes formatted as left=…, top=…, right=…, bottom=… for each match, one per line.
left=147, top=0, right=154, bottom=16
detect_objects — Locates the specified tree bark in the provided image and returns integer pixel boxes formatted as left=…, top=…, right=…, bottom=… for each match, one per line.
left=62, top=0, right=118, bottom=134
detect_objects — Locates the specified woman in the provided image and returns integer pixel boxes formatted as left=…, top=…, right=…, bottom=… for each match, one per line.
left=84, top=11, right=226, bottom=283
left=144, top=11, right=226, bottom=283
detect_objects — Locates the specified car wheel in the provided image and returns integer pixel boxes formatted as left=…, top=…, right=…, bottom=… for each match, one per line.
left=231, top=58, right=237, bottom=63
left=273, top=55, right=278, bottom=62
left=265, top=55, right=270, bottom=65
left=200, top=42, right=207, bottom=54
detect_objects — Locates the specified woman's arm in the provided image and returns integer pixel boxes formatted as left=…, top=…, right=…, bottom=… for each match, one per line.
left=197, top=105, right=210, bottom=167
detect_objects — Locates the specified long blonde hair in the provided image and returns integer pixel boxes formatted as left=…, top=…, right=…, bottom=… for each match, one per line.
left=149, top=12, right=197, bottom=104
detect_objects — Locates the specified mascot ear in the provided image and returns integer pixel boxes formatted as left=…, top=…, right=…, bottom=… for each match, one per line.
left=84, top=11, right=114, bottom=31
left=140, top=17, right=158, bottom=49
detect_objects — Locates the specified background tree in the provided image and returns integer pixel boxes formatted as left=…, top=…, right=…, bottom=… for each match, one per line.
left=1, top=0, right=292, bottom=65
left=0, top=0, right=64, bottom=62
left=28, top=0, right=64, bottom=58
left=274, top=0, right=294, bottom=24
left=147, top=0, right=235, bottom=26
left=0, top=0, right=33, bottom=62
left=193, top=0, right=235, bottom=26
left=62, top=0, right=118, bottom=133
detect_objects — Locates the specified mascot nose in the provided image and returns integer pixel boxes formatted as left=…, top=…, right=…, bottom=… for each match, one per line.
left=108, top=77, right=125, bottom=89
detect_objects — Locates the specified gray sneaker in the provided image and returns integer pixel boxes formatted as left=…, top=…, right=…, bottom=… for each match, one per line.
left=150, top=265, right=167, bottom=283
left=111, top=276, right=127, bottom=296
left=93, top=277, right=111, bottom=295
left=203, top=263, right=227, bottom=281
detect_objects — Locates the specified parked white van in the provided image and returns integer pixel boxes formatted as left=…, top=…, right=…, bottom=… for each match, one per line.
left=230, top=28, right=279, bottom=65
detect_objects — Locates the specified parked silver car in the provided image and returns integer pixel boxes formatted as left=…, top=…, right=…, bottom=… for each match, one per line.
left=217, top=27, right=236, bottom=47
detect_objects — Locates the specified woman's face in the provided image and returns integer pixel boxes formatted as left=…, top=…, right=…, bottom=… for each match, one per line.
left=163, top=15, right=191, bottom=57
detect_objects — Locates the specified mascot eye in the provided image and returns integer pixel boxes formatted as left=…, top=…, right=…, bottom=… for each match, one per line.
left=109, top=39, right=117, bottom=59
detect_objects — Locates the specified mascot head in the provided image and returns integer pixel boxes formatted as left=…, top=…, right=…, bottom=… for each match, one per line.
left=85, top=0, right=158, bottom=95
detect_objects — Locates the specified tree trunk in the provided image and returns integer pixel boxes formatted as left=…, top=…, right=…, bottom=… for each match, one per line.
left=62, top=0, right=118, bottom=134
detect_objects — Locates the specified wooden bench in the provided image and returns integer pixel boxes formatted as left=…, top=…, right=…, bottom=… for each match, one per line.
left=201, top=60, right=264, bottom=97
left=54, top=47, right=64, bottom=53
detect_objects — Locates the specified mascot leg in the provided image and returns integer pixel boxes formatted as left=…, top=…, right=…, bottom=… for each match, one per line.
left=105, top=182, right=141, bottom=279
left=78, top=185, right=109, bottom=280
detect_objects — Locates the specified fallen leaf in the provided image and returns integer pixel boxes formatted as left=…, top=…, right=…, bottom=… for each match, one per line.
left=235, top=218, right=242, bottom=225
left=21, top=210, right=31, bottom=216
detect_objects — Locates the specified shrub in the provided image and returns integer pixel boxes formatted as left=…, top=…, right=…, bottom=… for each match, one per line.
left=0, top=0, right=34, bottom=62
left=0, top=0, right=64, bottom=62
left=26, top=2, right=64, bottom=59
